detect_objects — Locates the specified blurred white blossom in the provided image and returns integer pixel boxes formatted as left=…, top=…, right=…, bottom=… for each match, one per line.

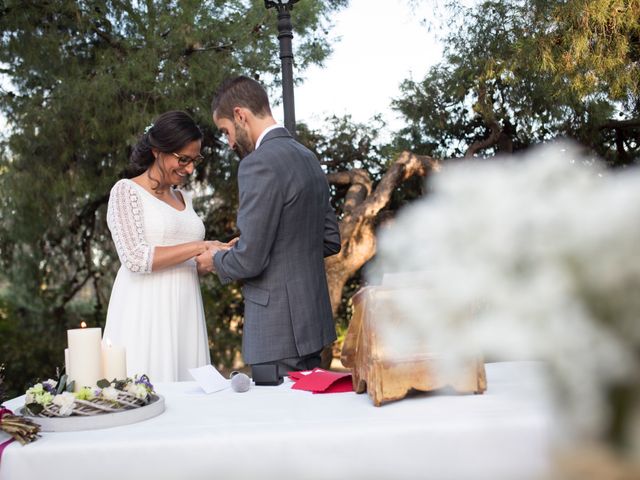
left=101, top=386, right=119, bottom=401
left=125, top=383, right=148, bottom=400
left=371, top=142, right=640, bottom=442
left=52, top=392, right=75, bottom=417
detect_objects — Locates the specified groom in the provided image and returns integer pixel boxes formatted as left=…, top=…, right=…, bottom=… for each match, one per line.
left=197, top=76, right=341, bottom=374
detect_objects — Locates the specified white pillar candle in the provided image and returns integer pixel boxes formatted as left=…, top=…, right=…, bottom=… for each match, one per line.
left=67, top=322, right=103, bottom=392
left=102, top=339, right=127, bottom=381
left=64, top=348, right=73, bottom=379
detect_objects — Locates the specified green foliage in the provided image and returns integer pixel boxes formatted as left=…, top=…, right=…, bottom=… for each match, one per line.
left=0, top=363, right=6, bottom=404
left=200, top=274, right=245, bottom=370
left=0, top=294, right=68, bottom=399
left=333, top=272, right=362, bottom=348
left=298, top=115, right=421, bottom=215
left=299, top=115, right=389, bottom=177
left=395, top=0, right=640, bottom=165
left=534, top=0, right=640, bottom=100
left=0, top=0, right=347, bottom=398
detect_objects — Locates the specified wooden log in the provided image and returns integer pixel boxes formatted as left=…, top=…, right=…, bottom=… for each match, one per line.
left=341, top=287, right=487, bottom=406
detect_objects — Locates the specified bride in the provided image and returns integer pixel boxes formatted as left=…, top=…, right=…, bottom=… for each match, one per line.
left=104, top=111, right=229, bottom=382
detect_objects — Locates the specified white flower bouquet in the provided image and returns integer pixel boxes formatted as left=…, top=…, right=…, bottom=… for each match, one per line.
left=371, top=142, right=640, bottom=457
left=25, top=374, right=156, bottom=417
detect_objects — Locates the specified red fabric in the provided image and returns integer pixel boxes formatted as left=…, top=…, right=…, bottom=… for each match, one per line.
left=287, top=371, right=307, bottom=382
left=0, top=438, right=13, bottom=461
left=289, top=368, right=354, bottom=394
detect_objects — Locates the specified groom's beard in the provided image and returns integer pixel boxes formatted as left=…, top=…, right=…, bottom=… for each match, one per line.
left=234, top=121, right=255, bottom=160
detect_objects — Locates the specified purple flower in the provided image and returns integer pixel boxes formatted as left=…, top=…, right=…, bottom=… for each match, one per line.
left=135, top=374, right=154, bottom=391
left=42, top=379, right=58, bottom=394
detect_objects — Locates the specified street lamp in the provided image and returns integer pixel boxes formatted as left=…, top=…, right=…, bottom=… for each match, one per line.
left=264, top=0, right=300, bottom=137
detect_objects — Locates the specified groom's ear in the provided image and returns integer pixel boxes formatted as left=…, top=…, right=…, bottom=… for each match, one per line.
left=233, top=107, right=252, bottom=125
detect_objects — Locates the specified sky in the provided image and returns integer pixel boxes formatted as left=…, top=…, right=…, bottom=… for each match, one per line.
left=278, top=0, right=444, bottom=133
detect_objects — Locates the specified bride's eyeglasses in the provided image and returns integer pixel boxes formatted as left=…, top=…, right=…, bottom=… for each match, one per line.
left=172, top=152, right=205, bottom=167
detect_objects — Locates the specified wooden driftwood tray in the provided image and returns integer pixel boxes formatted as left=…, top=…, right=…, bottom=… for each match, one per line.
left=341, top=287, right=487, bottom=406
left=18, top=395, right=165, bottom=432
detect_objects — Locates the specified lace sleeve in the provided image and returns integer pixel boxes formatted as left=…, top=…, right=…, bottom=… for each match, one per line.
left=106, top=180, right=155, bottom=274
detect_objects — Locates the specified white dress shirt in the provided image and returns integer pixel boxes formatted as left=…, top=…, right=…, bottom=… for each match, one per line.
left=255, top=124, right=282, bottom=150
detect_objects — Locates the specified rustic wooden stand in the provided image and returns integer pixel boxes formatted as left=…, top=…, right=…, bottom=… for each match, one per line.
left=341, top=287, right=487, bottom=406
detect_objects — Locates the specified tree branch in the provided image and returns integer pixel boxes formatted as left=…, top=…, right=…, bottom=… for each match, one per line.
left=45, top=193, right=110, bottom=248
left=90, top=24, right=127, bottom=56
left=326, top=171, right=358, bottom=186
left=464, top=118, right=501, bottom=158
left=465, top=84, right=502, bottom=158
left=362, top=152, right=439, bottom=219
left=615, top=128, right=629, bottom=163
left=183, top=43, right=233, bottom=56
left=338, top=152, right=439, bottom=242
left=327, top=169, right=372, bottom=215
left=599, top=118, right=640, bottom=130
left=58, top=272, right=93, bottom=310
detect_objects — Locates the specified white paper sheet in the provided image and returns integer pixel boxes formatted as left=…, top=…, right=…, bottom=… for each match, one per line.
left=188, top=364, right=229, bottom=394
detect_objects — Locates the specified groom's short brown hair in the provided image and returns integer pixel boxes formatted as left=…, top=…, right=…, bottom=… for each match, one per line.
left=212, top=76, right=272, bottom=120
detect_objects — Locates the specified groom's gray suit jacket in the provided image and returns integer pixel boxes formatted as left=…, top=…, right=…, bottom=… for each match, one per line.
left=213, top=127, right=341, bottom=365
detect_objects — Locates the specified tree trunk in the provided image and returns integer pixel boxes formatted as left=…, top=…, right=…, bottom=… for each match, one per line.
left=321, top=151, right=440, bottom=368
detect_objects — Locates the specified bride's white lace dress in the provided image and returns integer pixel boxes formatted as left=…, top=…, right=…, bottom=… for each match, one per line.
left=104, top=178, right=210, bottom=382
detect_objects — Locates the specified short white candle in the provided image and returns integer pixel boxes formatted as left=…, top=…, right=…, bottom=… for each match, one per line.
left=102, top=339, right=127, bottom=381
left=67, top=322, right=103, bottom=391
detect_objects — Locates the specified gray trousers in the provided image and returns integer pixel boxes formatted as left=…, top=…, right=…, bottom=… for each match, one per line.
left=252, top=350, right=322, bottom=377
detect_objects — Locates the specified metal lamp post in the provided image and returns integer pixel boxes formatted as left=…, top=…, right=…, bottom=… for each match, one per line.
left=264, top=0, right=299, bottom=137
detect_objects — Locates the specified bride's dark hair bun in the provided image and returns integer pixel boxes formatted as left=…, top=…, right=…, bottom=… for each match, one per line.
left=130, top=111, right=202, bottom=175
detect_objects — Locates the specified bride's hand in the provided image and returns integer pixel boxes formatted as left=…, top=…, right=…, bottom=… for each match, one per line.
left=197, top=239, right=234, bottom=275
left=205, top=238, right=238, bottom=251
left=204, top=240, right=228, bottom=251
left=226, top=237, right=240, bottom=248
left=197, top=238, right=238, bottom=275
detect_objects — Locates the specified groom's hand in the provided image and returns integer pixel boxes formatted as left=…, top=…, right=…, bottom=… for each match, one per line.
left=196, top=241, right=234, bottom=274
left=195, top=248, right=215, bottom=274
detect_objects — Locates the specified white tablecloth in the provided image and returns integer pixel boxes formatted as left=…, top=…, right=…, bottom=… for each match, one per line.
left=0, top=362, right=555, bottom=480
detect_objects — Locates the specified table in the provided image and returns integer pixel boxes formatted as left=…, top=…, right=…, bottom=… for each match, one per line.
left=0, top=362, right=555, bottom=480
